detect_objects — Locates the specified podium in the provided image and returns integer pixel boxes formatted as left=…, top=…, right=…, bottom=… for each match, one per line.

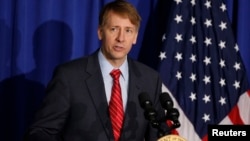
left=157, top=134, right=186, bottom=141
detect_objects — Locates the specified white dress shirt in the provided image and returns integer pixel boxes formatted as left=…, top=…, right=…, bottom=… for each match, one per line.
left=98, top=49, right=129, bottom=110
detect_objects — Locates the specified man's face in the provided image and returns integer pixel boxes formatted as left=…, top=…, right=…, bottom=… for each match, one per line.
left=98, top=11, right=138, bottom=62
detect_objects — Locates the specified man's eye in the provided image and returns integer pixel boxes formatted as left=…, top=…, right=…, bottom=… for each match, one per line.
left=126, top=29, right=133, bottom=33
left=111, top=27, right=117, bottom=32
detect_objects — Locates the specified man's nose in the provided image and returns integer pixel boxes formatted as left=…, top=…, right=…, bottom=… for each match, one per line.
left=116, top=30, right=125, bottom=42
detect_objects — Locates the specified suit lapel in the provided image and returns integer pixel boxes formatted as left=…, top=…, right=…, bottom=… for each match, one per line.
left=121, top=59, right=144, bottom=140
left=85, top=52, right=113, bottom=138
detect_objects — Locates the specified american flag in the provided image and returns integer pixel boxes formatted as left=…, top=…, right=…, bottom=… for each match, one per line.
left=158, top=0, right=250, bottom=140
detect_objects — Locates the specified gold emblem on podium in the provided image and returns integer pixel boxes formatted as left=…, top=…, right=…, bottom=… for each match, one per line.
left=157, top=134, right=186, bottom=141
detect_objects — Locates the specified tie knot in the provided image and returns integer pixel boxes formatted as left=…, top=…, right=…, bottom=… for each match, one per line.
left=110, top=69, right=121, bottom=80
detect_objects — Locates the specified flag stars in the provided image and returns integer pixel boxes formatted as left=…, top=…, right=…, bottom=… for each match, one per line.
left=175, top=52, right=183, bottom=61
left=204, top=37, right=212, bottom=46
left=202, top=94, right=211, bottom=103
left=233, top=81, right=240, bottom=89
left=174, top=14, right=183, bottom=24
left=233, top=62, right=241, bottom=71
left=204, top=1, right=212, bottom=9
left=219, top=78, right=226, bottom=87
left=218, top=40, right=226, bottom=49
left=219, top=96, right=226, bottom=106
left=190, top=17, right=196, bottom=25
left=219, top=21, right=227, bottom=31
left=220, top=3, right=227, bottom=12
left=219, top=59, right=226, bottom=68
left=234, top=44, right=239, bottom=52
left=174, top=0, right=182, bottom=5
left=162, top=33, right=166, bottom=42
left=176, top=71, right=182, bottom=80
left=189, top=92, right=197, bottom=101
left=190, top=73, right=197, bottom=82
left=175, top=33, right=183, bottom=42
left=190, top=54, right=197, bottom=63
left=190, top=0, right=196, bottom=6
left=159, top=51, right=167, bottom=60
left=204, top=19, right=212, bottom=28
left=203, top=75, right=211, bottom=85
left=203, top=56, right=211, bottom=66
left=202, top=113, right=210, bottom=123
left=190, top=35, right=196, bottom=44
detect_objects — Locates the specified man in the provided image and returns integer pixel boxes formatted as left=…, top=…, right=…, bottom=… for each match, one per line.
left=25, top=0, right=170, bottom=140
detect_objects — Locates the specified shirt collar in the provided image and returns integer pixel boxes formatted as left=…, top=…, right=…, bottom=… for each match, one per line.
left=98, top=49, right=128, bottom=80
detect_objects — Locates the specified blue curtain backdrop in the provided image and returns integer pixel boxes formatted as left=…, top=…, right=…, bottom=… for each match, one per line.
left=0, top=0, right=249, bottom=141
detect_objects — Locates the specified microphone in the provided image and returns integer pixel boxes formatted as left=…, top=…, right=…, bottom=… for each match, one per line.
left=138, top=92, right=165, bottom=137
left=160, top=92, right=180, bottom=129
left=138, top=92, right=159, bottom=128
left=159, top=92, right=173, bottom=110
left=139, top=92, right=187, bottom=141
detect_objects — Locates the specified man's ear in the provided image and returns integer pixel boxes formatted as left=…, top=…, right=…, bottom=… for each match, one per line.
left=97, top=27, right=103, bottom=40
left=132, top=32, right=138, bottom=44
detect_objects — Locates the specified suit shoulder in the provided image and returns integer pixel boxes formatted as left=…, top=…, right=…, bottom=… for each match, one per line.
left=60, top=57, right=86, bottom=67
left=51, top=57, right=90, bottom=76
left=129, top=59, right=159, bottom=75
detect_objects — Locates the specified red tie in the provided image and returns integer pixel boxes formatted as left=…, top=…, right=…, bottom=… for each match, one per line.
left=109, top=69, right=124, bottom=141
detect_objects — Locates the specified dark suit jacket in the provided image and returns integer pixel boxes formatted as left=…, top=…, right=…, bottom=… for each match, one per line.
left=25, top=50, right=169, bottom=141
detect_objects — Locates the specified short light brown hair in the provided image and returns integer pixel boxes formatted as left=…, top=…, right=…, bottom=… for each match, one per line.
left=99, top=0, right=141, bottom=30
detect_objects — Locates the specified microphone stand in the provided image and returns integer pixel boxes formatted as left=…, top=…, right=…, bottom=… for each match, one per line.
left=146, top=107, right=186, bottom=141
left=165, top=107, right=181, bottom=130
left=138, top=92, right=186, bottom=140
left=156, top=108, right=186, bottom=141
left=157, top=92, right=186, bottom=141
left=142, top=107, right=166, bottom=138
left=143, top=105, right=181, bottom=138
left=149, top=118, right=166, bottom=138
